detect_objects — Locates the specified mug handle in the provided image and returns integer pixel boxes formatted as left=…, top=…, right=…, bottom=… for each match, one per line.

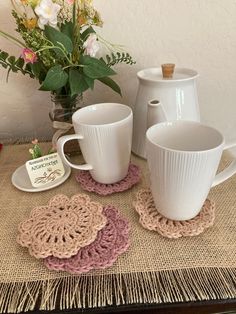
left=57, top=134, right=93, bottom=171
left=212, top=139, right=236, bottom=187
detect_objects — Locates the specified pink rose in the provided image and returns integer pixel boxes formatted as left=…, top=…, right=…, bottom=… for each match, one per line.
left=83, top=34, right=99, bottom=57
left=32, top=139, right=39, bottom=145
left=21, top=48, right=37, bottom=64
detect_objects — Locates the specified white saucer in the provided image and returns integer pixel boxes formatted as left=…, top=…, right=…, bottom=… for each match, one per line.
left=11, top=164, right=71, bottom=192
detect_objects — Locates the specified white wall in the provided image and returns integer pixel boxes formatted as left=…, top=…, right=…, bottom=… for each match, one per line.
left=1, top=0, right=236, bottom=146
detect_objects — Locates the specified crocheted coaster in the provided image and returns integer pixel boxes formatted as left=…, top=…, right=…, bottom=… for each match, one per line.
left=44, top=205, right=130, bottom=274
left=133, top=189, right=215, bottom=239
left=75, top=164, right=141, bottom=196
left=17, top=194, right=107, bottom=259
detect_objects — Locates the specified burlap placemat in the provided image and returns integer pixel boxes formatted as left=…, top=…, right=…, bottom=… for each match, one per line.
left=0, top=143, right=236, bottom=313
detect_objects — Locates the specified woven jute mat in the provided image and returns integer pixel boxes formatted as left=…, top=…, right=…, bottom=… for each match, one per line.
left=0, top=143, right=236, bottom=313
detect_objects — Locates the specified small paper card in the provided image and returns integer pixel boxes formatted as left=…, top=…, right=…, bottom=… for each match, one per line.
left=25, top=153, right=65, bottom=188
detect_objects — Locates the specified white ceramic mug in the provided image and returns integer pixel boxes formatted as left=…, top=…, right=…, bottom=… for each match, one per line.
left=146, top=121, right=236, bottom=221
left=57, top=103, right=133, bottom=184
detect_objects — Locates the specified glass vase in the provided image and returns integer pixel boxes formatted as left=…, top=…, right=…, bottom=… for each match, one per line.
left=50, top=94, right=83, bottom=155
left=49, top=94, right=82, bottom=122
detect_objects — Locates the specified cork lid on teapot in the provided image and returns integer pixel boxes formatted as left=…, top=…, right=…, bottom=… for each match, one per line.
left=161, top=63, right=175, bottom=78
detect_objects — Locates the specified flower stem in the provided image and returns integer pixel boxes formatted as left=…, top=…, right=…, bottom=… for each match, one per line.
left=97, top=33, right=125, bottom=52
left=11, top=0, right=24, bottom=18
left=35, top=45, right=73, bottom=65
left=72, top=1, right=80, bottom=63
left=62, top=64, right=84, bottom=70
left=0, top=29, right=25, bottom=48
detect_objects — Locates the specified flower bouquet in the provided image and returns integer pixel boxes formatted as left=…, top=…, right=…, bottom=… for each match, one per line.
left=0, top=0, right=135, bottom=152
left=0, top=0, right=135, bottom=120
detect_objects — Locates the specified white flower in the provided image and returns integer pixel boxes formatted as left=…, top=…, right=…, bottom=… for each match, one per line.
left=35, top=0, right=61, bottom=29
left=54, top=0, right=73, bottom=22
left=83, top=34, right=100, bottom=57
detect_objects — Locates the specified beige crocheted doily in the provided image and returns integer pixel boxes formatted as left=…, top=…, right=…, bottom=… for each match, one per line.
left=17, top=194, right=107, bottom=259
left=133, top=189, right=215, bottom=239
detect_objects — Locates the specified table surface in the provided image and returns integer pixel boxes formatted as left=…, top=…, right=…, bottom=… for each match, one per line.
left=1, top=144, right=236, bottom=314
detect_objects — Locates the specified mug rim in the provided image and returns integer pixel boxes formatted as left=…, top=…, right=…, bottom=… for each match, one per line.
left=72, top=102, right=132, bottom=127
left=146, top=120, right=225, bottom=153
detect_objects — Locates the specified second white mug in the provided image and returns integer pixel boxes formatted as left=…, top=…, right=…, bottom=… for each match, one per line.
left=57, top=103, right=133, bottom=184
left=146, top=121, right=236, bottom=221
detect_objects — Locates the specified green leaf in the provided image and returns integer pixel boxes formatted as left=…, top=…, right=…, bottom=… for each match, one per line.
left=105, top=55, right=111, bottom=64
left=81, top=26, right=95, bottom=41
left=0, top=50, right=35, bottom=78
left=0, top=62, right=8, bottom=69
left=15, top=58, right=24, bottom=68
left=11, top=66, right=18, bottom=73
left=61, top=21, right=74, bottom=40
left=25, top=63, right=36, bottom=78
left=8, top=56, right=16, bottom=65
left=69, top=68, right=89, bottom=96
left=0, top=51, right=9, bottom=61
left=30, top=62, right=44, bottom=79
left=80, top=56, right=116, bottom=79
left=44, top=25, right=73, bottom=56
left=84, top=75, right=94, bottom=90
left=98, top=77, right=122, bottom=96
left=40, top=65, right=68, bottom=91
left=7, top=56, right=17, bottom=73
left=105, top=52, right=136, bottom=67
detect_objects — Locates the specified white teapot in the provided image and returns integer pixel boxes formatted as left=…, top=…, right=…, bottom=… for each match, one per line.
left=132, top=64, right=200, bottom=159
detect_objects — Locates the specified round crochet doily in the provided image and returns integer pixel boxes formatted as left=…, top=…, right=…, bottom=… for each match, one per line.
left=75, top=164, right=141, bottom=196
left=133, top=189, right=215, bottom=238
left=44, top=205, right=130, bottom=274
left=17, top=194, right=107, bottom=259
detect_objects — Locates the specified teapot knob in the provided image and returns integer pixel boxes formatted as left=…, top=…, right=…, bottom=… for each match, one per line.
left=161, top=63, right=175, bottom=79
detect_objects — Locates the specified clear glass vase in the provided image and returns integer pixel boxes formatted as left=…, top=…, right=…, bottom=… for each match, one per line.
left=49, top=94, right=82, bottom=123
left=50, top=94, right=83, bottom=155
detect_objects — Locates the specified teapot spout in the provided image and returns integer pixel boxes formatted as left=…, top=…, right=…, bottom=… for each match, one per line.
left=147, top=99, right=167, bottom=129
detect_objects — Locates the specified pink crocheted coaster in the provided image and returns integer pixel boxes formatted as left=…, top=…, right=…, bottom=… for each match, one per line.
left=133, top=189, right=215, bottom=239
left=17, top=194, right=107, bottom=259
left=75, top=164, right=141, bottom=196
left=44, top=205, right=130, bottom=274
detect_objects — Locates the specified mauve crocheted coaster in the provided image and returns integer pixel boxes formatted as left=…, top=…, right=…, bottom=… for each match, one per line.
left=75, top=164, right=141, bottom=196
left=17, top=194, right=107, bottom=259
left=133, top=189, right=215, bottom=239
left=44, top=205, right=130, bottom=274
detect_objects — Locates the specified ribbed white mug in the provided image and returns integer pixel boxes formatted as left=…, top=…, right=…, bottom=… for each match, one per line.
left=57, top=103, right=133, bottom=184
left=146, top=121, right=236, bottom=221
